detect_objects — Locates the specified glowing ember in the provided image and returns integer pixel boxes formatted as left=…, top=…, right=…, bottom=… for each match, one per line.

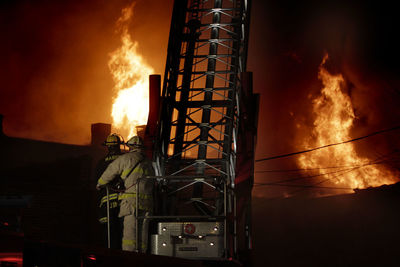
left=108, top=3, right=154, bottom=140
left=298, top=54, right=397, bottom=189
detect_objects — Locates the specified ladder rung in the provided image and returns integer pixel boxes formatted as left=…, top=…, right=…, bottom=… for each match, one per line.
left=174, top=100, right=232, bottom=108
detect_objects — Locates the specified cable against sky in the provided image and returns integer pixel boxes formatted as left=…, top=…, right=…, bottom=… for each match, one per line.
left=255, top=125, right=400, bottom=163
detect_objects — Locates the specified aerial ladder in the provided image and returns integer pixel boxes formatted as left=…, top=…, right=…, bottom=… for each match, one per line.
left=139, top=0, right=259, bottom=264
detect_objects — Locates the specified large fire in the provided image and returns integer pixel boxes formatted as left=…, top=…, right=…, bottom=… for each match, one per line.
left=298, top=54, right=397, bottom=189
left=108, top=3, right=154, bottom=140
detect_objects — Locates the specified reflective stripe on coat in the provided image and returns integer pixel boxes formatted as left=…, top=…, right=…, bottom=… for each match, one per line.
left=97, top=148, right=154, bottom=217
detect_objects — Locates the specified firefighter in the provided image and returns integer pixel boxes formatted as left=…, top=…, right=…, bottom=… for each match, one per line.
left=95, top=133, right=124, bottom=249
left=96, top=135, right=154, bottom=252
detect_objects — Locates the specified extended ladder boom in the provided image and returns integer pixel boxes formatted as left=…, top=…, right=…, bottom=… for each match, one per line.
left=142, top=0, right=255, bottom=262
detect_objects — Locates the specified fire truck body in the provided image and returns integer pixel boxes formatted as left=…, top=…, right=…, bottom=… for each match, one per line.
left=151, top=221, right=224, bottom=258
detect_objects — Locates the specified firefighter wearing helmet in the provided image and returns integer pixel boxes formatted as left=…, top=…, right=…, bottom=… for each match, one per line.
left=96, top=135, right=154, bottom=252
left=95, top=133, right=124, bottom=249
left=103, top=134, right=123, bottom=160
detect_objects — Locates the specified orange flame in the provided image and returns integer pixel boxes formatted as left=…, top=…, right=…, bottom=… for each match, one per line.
left=108, top=3, right=154, bottom=140
left=298, top=54, right=397, bottom=190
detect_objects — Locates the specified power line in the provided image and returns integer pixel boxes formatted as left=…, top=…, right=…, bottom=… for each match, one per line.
left=256, top=166, right=351, bottom=173
left=285, top=152, right=400, bottom=196
left=287, top=167, right=362, bottom=195
left=254, top=167, right=361, bottom=193
left=255, top=152, right=400, bottom=182
left=255, top=125, right=400, bottom=163
left=255, top=164, right=364, bottom=186
left=254, top=183, right=353, bottom=190
left=254, top=152, right=400, bottom=193
left=255, top=158, right=400, bottom=174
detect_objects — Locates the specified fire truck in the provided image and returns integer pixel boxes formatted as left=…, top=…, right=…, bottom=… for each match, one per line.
left=138, top=0, right=259, bottom=264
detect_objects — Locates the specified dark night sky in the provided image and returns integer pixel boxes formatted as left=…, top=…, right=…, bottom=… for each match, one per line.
left=1, top=0, right=400, bottom=198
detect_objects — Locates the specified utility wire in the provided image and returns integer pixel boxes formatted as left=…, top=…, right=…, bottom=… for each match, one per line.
left=254, top=152, right=400, bottom=192
left=256, top=158, right=400, bottom=174
left=255, top=164, right=366, bottom=186
left=256, top=164, right=377, bottom=173
left=255, top=148, right=400, bottom=174
left=255, top=125, right=400, bottom=163
left=254, top=166, right=361, bottom=192
left=256, top=166, right=352, bottom=173
left=287, top=167, right=362, bottom=195
left=254, top=183, right=353, bottom=190
left=255, top=156, right=399, bottom=183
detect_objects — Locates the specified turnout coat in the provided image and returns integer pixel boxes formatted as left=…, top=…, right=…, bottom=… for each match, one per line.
left=97, top=148, right=154, bottom=216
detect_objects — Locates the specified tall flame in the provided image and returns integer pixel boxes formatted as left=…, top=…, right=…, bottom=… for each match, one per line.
left=108, top=3, right=154, bottom=140
left=298, top=54, right=397, bottom=189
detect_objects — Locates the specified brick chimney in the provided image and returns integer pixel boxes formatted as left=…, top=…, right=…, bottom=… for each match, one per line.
left=91, top=123, right=111, bottom=146
left=136, top=125, right=146, bottom=140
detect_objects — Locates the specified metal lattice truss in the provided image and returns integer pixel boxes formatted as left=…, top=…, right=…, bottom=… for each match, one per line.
left=156, top=0, right=250, bottom=187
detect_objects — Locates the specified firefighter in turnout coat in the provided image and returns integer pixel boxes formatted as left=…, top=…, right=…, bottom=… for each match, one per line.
left=96, top=135, right=154, bottom=252
left=96, top=133, right=124, bottom=249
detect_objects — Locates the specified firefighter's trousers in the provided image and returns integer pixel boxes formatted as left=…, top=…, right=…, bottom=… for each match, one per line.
left=122, top=210, right=150, bottom=252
